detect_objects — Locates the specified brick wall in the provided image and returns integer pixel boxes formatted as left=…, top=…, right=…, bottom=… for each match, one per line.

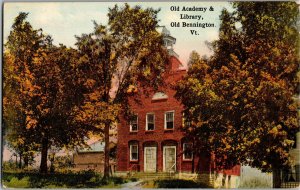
left=117, top=56, right=189, bottom=172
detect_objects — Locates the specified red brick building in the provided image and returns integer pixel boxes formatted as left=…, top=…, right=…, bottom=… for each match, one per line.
left=116, top=27, right=240, bottom=186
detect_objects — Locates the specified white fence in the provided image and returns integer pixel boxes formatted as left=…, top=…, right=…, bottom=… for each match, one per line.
left=239, top=166, right=273, bottom=188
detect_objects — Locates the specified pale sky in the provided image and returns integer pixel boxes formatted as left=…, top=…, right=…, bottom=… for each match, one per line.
left=4, top=2, right=232, bottom=66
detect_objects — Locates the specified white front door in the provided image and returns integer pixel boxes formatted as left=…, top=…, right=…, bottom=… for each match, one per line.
left=163, top=146, right=176, bottom=172
left=144, top=147, right=157, bottom=172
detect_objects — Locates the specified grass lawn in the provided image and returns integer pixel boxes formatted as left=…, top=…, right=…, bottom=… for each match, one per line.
left=2, top=171, right=128, bottom=188
left=141, top=179, right=212, bottom=188
left=3, top=171, right=212, bottom=188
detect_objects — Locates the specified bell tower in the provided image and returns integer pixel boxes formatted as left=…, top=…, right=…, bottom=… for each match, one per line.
left=160, top=26, right=179, bottom=58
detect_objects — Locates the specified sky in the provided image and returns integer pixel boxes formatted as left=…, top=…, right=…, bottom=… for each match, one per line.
left=4, top=2, right=232, bottom=66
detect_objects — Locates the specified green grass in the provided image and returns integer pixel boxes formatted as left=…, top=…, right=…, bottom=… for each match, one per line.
left=2, top=171, right=214, bottom=188
left=4, top=177, right=30, bottom=188
left=154, top=179, right=212, bottom=188
left=2, top=171, right=127, bottom=188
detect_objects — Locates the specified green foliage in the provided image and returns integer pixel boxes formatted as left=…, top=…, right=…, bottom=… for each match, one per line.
left=5, top=4, right=168, bottom=175
left=129, top=177, right=138, bottom=182
left=3, top=12, right=43, bottom=170
left=4, top=177, right=30, bottom=188
left=187, top=51, right=201, bottom=68
left=2, top=171, right=127, bottom=188
left=4, top=12, right=92, bottom=173
left=154, top=179, right=212, bottom=188
left=75, top=3, right=168, bottom=178
left=2, top=161, right=18, bottom=172
left=53, top=155, right=73, bottom=171
left=175, top=1, right=299, bottom=176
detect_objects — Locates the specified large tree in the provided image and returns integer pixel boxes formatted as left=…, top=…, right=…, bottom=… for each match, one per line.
left=175, top=2, right=299, bottom=188
left=4, top=13, right=91, bottom=173
left=75, top=3, right=168, bottom=179
left=3, top=51, right=38, bottom=169
left=4, top=12, right=46, bottom=170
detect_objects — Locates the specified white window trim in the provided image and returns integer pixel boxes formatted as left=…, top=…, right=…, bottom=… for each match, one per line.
left=130, top=115, right=138, bottom=132
left=164, top=111, right=175, bottom=129
left=146, top=113, right=155, bottom=131
left=130, top=144, right=138, bottom=161
left=183, top=143, right=193, bottom=160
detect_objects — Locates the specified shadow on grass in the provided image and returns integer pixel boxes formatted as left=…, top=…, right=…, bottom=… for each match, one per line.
left=2, top=171, right=126, bottom=188
left=154, top=179, right=212, bottom=188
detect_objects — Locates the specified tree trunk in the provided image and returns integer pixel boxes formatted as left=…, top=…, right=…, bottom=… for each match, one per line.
left=273, top=167, right=282, bottom=188
left=40, top=137, right=48, bottom=173
left=24, top=155, right=29, bottom=169
left=192, top=154, right=195, bottom=173
left=103, top=122, right=110, bottom=180
left=15, top=154, right=18, bottom=168
left=18, top=153, right=22, bottom=169
left=24, top=147, right=29, bottom=169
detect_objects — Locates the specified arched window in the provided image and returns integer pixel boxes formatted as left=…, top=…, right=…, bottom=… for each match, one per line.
left=152, top=92, right=168, bottom=100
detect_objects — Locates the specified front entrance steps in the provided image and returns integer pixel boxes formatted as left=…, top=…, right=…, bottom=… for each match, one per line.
left=128, top=172, right=176, bottom=180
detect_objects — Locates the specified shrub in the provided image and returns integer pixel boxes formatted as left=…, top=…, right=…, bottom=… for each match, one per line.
left=109, top=176, right=126, bottom=184
left=2, top=161, right=18, bottom=172
left=1, top=171, right=130, bottom=188
left=130, top=177, right=138, bottom=182
left=4, top=177, right=30, bottom=188
left=154, top=179, right=211, bottom=188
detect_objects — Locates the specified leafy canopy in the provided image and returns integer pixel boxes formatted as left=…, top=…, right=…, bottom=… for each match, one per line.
left=176, top=2, right=299, bottom=171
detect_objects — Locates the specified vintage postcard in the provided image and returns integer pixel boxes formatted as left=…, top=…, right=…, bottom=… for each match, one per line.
left=2, top=1, right=299, bottom=189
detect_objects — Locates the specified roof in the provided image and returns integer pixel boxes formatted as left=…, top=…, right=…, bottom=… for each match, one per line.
left=78, top=141, right=105, bottom=153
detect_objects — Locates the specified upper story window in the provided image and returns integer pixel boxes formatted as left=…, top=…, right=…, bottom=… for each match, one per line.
left=165, top=111, right=174, bottom=129
left=130, top=144, right=138, bottom=161
left=146, top=113, right=155, bottom=131
left=183, top=143, right=193, bottom=160
left=130, top=115, right=138, bottom=132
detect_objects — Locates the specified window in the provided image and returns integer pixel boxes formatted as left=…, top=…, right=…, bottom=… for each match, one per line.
left=130, top=144, right=138, bottom=161
left=146, top=113, right=155, bottom=130
left=130, top=115, right=138, bottom=132
left=183, top=143, right=193, bottom=160
left=165, top=111, right=174, bottom=129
